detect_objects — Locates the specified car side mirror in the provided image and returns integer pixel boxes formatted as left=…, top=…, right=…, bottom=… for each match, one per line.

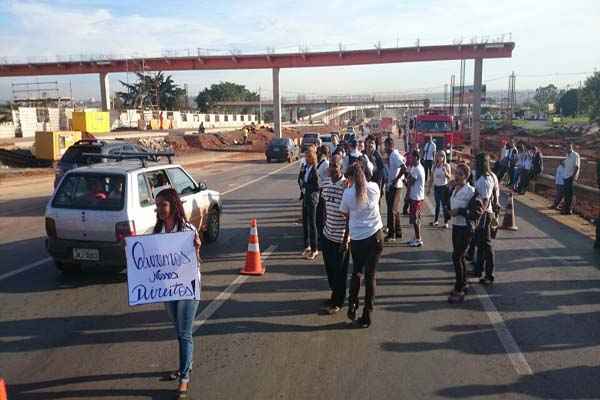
left=197, top=181, right=207, bottom=192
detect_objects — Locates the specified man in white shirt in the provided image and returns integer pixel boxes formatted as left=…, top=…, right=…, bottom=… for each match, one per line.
left=421, top=136, right=437, bottom=182
left=408, top=151, right=426, bottom=247
left=384, top=137, right=406, bottom=242
left=562, top=143, right=580, bottom=215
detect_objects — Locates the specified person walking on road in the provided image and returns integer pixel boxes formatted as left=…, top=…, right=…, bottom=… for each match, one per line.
left=384, top=137, right=406, bottom=242
left=316, top=145, right=331, bottom=238
left=340, top=163, right=384, bottom=328
left=431, top=150, right=451, bottom=228
left=470, top=153, right=500, bottom=285
left=321, top=154, right=350, bottom=314
left=561, top=143, right=580, bottom=215
left=407, top=151, right=426, bottom=247
left=300, top=146, right=321, bottom=260
left=421, top=136, right=437, bottom=182
left=448, top=163, right=479, bottom=303
left=154, top=188, right=202, bottom=399
left=365, top=135, right=386, bottom=197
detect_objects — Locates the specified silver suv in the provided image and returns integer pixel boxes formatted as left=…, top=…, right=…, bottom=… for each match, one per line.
left=45, top=158, right=221, bottom=273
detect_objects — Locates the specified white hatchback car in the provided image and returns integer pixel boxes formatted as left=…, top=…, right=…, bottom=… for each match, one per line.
left=45, top=160, right=221, bottom=273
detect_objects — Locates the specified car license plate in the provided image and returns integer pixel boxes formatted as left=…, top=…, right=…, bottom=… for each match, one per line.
left=73, top=248, right=100, bottom=261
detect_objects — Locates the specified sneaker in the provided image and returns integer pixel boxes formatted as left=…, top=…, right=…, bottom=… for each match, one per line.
left=443, top=223, right=449, bottom=229
left=479, top=277, right=494, bottom=286
left=409, top=239, right=423, bottom=247
left=327, top=305, right=342, bottom=315
left=306, top=251, right=319, bottom=260
left=385, top=235, right=397, bottom=243
left=302, top=247, right=311, bottom=257
left=431, top=221, right=439, bottom=227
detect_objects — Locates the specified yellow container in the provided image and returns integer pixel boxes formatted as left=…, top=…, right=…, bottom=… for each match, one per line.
left=33, top=131, right=82, bottom=161
left=71, top=111, right=110, bottom=134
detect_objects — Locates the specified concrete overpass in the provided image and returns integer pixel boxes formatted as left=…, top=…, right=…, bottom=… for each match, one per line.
left=0, top=42, right=515, bottom=150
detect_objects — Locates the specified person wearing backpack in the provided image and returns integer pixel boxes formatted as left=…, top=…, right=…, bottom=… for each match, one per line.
left=448, top=163, right=482, bottom=303
left=470, top=153, right=500, bottom=285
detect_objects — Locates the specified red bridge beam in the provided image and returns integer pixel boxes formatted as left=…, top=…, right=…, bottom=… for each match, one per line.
left=0, top=43, right=514, bottom=77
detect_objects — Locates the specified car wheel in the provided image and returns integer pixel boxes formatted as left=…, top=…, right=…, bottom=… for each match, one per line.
left=266, top=158, right=271, bottom=163
left=204, top=208, right=220, bottom=243
left=54, top=260, right=81, bottom=274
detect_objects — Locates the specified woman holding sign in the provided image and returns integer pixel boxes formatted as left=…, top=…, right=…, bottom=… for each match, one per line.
left=154, top=188, right=201, bottom=399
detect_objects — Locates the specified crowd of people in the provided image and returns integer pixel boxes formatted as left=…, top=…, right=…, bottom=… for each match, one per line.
left=296, top=133, right=509, bottom=327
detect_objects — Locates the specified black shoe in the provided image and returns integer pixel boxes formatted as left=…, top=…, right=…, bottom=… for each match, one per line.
left=479, top=277, right=494, bottom=286
left=359, top=309, right=371, bottom=328
left=347, top=302, right=358, bottom=321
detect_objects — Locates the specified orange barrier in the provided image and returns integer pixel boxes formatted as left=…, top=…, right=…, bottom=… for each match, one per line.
left=0, top=378, right=7, bottom=400
left=240, top=219, right=265, bottom=276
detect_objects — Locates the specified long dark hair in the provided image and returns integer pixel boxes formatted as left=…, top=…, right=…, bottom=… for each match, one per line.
left=346, top=163, right=368, bottom=204
left=153, top=188, right=188, bottom=233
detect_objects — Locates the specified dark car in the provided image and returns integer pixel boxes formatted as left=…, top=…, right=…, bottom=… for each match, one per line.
left=54, top=139, right=148, bottom=188
left=265, top=138, right=299, bottom=163
left=301, top=132, right=321, bottom=152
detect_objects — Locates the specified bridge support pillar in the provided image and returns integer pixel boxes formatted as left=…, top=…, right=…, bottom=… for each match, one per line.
left=272, top=67, right=282, bottom=138
left=471, top=58, right=483, bottom=154
left=99, top=72, right=110, bottom=111
left=290, top=107, right=298, bottom=123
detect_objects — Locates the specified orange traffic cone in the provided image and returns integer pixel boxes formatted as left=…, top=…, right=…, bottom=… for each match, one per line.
left=0, top=378, right=7, bottom=400
left=240, top=219, right=265, bottom=276
left=500, top=192, right=518, bottom=231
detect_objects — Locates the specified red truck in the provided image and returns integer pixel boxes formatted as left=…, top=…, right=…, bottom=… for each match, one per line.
left=409, top=111, right=464, bottom=150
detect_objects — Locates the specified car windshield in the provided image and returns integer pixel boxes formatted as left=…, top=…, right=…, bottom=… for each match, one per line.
left=60, top=146, right=102, bottom=165
left=52, top=173, right=126, bottom=211
left=321, top=136, right=332, bottom=142
left=416, top=120, right=451, bottom=132
left=271, top=139, right=288, bottom=146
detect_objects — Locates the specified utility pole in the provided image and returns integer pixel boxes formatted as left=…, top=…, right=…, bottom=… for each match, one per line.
left=258, top=86, right=262, bottom=124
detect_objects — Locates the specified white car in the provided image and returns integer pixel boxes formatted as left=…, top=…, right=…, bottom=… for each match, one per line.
left=45, top=159, right=221, bottom=273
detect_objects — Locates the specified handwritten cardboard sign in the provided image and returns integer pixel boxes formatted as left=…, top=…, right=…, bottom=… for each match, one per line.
left=125, top=231, right=201, bottom=306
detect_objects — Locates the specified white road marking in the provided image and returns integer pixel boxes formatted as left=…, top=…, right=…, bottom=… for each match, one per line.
left=0, top=257, right=52, bottom=282
left=193, top=244, right=277, bottom=331
left=472, top=285, right=533, bottom=375
left=221, top=161, right=298, bottom=196
left=423, top=192, right=533, bottom=375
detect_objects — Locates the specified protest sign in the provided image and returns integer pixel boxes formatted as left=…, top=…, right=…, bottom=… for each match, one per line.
left=125, top=231, right=201, bottom=306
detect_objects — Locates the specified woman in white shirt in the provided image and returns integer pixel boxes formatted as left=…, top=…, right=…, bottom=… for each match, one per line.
left=431, top=151, right=452, bottom=228
left=448, top=164, right=476, bottom=303
left=473, top=153, right=497, bottom=285
left=154, top=188, right=202, bottom=399
left=340, top=163, right=384, bottom=328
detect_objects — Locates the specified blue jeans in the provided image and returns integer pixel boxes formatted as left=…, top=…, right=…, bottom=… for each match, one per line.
left=165, top=300, right=200, bottom=383
left=433, top=185, right=450, bottom=223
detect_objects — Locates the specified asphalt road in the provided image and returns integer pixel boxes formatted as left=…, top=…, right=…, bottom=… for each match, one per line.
left=1, top=155, right=600, bottom=400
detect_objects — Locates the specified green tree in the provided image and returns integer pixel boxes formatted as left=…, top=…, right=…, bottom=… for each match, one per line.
left=533, top=84, right=559, bottom=113
left=117, top=72, right=186, bottom=110
left=195, top=82, right=258, bottom=113
left=582, top=71, right=600, bottom=124
left=558, top=88, right=579, bottom=117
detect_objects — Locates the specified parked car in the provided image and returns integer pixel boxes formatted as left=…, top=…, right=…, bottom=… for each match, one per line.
left=265, top=138, right=300, bottom=163
left=54, top=139, right=149, bottom=188
left=45, top=157, right=221, bottom=273
left=301, top=132, right=321, bottom=152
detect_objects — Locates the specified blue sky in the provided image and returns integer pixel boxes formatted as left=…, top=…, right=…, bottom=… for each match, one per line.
left=1, top=0, right=599, bottom=101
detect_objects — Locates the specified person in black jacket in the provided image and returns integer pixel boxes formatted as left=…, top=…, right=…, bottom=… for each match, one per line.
left=365, top=135, right=386, bottom=195
left=300, top=145, right=320, bottom=260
